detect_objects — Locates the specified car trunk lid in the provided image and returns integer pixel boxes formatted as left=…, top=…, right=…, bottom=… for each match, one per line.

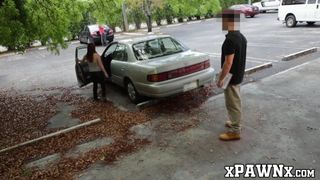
left=138, top=50, right=211, bottom=82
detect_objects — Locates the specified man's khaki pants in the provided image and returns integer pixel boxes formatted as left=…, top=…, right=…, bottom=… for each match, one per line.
left=224, top=84, right=242, bottom=133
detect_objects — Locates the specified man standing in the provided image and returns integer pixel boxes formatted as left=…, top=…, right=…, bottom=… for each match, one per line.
left=217, top=10, right=247, bottom=141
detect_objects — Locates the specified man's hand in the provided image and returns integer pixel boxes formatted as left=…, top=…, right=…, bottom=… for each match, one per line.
left=217, top=79, right=224, bottom=88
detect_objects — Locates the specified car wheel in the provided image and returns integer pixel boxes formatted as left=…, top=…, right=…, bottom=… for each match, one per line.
left=285, top=15, right=297, bottom=28
left=307, top=21, right=315, bottom=26
left=126, top=80, right=141, bottom=104
left=250, top=15, right=255, bottom=18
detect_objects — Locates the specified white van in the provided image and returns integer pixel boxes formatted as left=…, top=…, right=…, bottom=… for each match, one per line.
left=278, top=0, right=320, bottom=27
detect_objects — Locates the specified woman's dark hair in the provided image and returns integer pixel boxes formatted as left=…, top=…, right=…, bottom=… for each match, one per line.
left=86, top=43, right=96, bottom=62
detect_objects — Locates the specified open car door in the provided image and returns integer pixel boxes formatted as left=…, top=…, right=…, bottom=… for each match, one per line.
left=75, top=46, right=91, bottom=87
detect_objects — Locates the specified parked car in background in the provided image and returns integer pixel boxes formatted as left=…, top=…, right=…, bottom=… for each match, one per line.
left=75, top=35, right=215, bottom=103
left=253, top=0, right=280, bottom=13
left=278, top=0, right=320, bottom=27
left=230, top=4, right=260, bottom=18
left=79, top=24, right=114, bottom=45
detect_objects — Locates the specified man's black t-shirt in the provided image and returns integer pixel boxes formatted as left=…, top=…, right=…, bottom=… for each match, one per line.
left=221, top=31, right=247, bottom=85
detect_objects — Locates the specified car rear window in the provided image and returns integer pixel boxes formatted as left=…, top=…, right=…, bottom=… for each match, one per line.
left=133, top=37, right=186, bottom=60
left=88, top=25, right=109, bottom=32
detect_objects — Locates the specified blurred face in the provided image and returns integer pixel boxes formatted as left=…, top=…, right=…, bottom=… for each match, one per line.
left=222, top=17, right=240, bottom=31
left=222, top=18, right=234, bottom=31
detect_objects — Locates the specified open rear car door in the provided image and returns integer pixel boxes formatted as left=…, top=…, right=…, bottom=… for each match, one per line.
left=75, top=46, right=91, bottom=87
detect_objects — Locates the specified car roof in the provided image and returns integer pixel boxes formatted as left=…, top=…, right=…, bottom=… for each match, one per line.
left=118, top=34, right=172, bottom=45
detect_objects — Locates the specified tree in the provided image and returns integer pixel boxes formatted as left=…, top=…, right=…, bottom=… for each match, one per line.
left=92, top=0, right=123, bottom=30
left=219, top=0, right=249, bottom=9
left=0, top=0, right=87, bottom=53
left=170, top=0, right=220, bottom=21
left=127, top=0, right=163, bottom=32
left=128, top=7, right=145, bottom=29
left=0, top=0, right=29, bottom=51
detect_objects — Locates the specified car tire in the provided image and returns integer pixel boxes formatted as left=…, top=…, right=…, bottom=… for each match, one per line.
left=285, top=15, right=297, bottom=28
left=250, top=15, right=255, bottom=18
left=125, top=80, right=142, bottom=104
left=307, top=21, right=315, bottom=26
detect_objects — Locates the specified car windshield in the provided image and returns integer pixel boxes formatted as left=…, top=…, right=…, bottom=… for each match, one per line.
left=132, top=37, right=185, bottom=60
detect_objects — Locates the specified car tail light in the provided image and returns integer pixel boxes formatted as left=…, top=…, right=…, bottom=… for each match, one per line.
left=204, top=60, right=210, bottom=68
left=147, top=60, right=211, bottom=82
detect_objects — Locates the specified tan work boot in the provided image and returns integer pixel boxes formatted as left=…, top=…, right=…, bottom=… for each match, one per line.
left=219, top=132, right=241, bottom=141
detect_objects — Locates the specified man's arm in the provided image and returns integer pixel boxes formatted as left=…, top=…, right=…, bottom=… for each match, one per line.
left=218, top=54, right=234, bottom=88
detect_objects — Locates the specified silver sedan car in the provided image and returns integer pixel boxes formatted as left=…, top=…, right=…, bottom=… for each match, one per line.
left=75, top=35, right=215, bottom=103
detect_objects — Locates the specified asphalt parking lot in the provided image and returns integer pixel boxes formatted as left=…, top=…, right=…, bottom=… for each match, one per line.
left=109, top=13, right=320, bottom=107
left=0, top=13, right=319, bottom=109
left=152, top=13, right=320, bottom=71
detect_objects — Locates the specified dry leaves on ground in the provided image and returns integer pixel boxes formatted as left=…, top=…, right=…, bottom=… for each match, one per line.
left=0, top=85, right=214, bottom=179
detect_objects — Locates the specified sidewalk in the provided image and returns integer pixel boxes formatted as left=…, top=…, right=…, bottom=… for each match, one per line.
left=77, top=58, right=320, bottom=180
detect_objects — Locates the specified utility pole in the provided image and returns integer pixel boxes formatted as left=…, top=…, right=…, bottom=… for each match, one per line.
left=122, top=0, right=129, bottom=32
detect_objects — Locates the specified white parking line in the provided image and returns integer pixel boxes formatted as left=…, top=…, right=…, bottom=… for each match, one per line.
left=206, top=52, right=279, bottom=63
left=268, top=61, right=311, bottom=78
left=248, top=43, right=306, bottom=50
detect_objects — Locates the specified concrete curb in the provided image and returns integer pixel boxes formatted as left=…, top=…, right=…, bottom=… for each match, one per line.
left=135, top=18, right=214, bottom=33
left=0, top=40, right=80, bottom=59
left=245, top=62, right=273, bottom=74
left=282, top=47, right=318, bottom=61
left=136, top=100, right=160, bottom=109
